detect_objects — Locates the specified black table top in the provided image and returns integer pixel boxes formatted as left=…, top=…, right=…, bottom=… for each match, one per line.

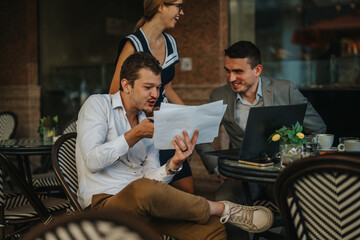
left=0, top=138, right=53, bottom=155
left=218, top=158, right=283, bottom=183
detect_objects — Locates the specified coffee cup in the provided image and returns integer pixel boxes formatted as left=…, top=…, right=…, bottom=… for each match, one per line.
left=317, top=134, right=334, bottom=150
left=339, top=137, right=359, bottom=144
left=337, top=139, right=360, bottom=152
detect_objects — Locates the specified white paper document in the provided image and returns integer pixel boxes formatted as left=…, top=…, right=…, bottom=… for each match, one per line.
left=153, top=100, right=227, bottom=149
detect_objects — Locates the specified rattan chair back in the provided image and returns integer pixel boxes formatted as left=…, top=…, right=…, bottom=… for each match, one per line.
left=0, top=111, right=17, bottom=140
left=23, top=210, right=160, bottom=240
left=275, top=153, right=360, bottom=240
left=51, top=132, right=82, bottom=211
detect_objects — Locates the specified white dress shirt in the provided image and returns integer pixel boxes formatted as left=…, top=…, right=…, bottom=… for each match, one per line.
left=76, top=91, right=173, bottom=208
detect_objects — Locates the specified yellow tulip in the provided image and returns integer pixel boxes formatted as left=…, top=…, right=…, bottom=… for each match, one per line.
left=48, top=130, right=54, bottom=137
left=296, top=132, right=305, bottom=139
left=272, top=134, right=281, bottom=141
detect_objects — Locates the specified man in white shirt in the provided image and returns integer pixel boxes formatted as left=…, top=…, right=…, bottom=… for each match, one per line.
left=76, top=52, right=274, bottom=239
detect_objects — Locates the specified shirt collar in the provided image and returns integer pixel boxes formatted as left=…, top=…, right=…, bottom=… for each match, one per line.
left=236, top=76, right=262, bottom=103
left=111, top=91, right=146, bottom=120
left=111, top=91, right=124, bottom=109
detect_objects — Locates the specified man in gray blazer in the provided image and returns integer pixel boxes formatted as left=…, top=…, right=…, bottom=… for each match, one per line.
left=196, top=40, right=326, bottom=238
left=197, top=40, right=326, bottom=176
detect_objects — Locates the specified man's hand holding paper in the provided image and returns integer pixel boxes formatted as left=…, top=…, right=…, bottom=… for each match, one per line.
left=153, top=100, right=227, bottom=149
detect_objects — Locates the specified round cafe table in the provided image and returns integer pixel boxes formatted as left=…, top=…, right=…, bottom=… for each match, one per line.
left=218, top=157, right=287, bottom=239
left=218, top=158, right=283, bottom=183
left=0, top=138, right=53, bottom=185
left=217, top=149, right=332, bottom=203
left=218, top=157, right=283, bottom=204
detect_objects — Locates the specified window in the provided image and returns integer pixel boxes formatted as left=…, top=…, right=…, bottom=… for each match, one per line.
left=229, top=0, right=360, bottom=89
left=39, top=0, right=143, bottom=127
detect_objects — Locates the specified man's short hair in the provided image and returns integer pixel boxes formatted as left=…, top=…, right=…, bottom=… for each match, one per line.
left=224, top=41, right=261, bottom=69
left=120, top=52, right=162, bottom=91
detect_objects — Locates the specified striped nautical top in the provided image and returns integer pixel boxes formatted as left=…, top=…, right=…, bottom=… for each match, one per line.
left=116, top=28, right=179, bottom=105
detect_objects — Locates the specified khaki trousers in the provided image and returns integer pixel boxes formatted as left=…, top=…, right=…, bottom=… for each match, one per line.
left=91, top=178, right=226, bottom=240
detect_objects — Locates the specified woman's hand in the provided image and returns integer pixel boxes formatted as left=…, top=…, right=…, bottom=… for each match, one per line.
left=169, top=130, right=199, bottom=170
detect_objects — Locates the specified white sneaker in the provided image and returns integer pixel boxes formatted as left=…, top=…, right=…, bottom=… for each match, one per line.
left=219, top=201, right=274, bottom=233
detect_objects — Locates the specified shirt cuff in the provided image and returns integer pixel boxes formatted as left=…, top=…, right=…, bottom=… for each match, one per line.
left=214, top=166, right=220, bottom=177
left=160, top=165, right=174, bottom=184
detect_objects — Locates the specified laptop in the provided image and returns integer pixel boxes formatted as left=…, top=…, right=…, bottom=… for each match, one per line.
left=206, top=103, right=307, bottom=165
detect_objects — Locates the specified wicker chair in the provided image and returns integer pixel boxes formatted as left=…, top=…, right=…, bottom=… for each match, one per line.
left=51, top=133, right=81, bottom=212
left=31, top=117, right=77, bottom=187
left=23, top=209, right=160, bottom=240
left=0, top=111, right=17, bottom=140
left=0, top=112, right=61, bottom=197
left=32, top=117, right=78, bottom=195
left=275, top=153, right=360, bottom=240
left=0, top=153, right=70, bottom=239
left=61, top=118, right=77, bottom=135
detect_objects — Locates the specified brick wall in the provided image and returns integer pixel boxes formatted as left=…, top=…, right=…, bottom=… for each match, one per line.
left=167, top=0, right=230, bottom=197
left=0, top=0, right=40, bottom=138
left=168, top=0, right=229, bottom=102
left=0, top=86, right=40, bottom=138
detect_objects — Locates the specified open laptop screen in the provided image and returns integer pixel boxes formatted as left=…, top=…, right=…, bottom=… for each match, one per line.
left=239, top=103, right=307, bottom=160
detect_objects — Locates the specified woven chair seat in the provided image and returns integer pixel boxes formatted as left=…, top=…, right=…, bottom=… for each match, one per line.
left=5, top=193, right=70, bottom=221
left=0, top=151, right=70, bottom=239
left=32, top=172, right=61, bottom=188
left=253, top=199, right=280, bottom=214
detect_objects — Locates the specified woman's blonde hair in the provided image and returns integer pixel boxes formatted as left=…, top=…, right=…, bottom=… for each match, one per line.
left=134, top=0, right=178, bottom=31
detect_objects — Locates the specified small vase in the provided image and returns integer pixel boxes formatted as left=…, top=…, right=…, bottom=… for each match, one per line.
left=280, top=144, right=302, bottom=167
left=43, top=127, right=55, bottom=144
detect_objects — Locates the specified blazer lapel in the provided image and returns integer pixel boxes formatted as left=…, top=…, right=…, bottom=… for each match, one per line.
left=222, top=83, right=245, bottom=143
left=261, top=76, right=273, bottom=106
left=224, top=83, right=237, bottom=122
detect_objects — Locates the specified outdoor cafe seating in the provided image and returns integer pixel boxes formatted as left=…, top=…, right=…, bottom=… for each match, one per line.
left=2, top=108, right=360, bottom=240
left=275, top=153, right=360, bottom=240
left=217, top=134, right=360, bottom=239
left=0, top=152, right=69, bottom=239
left=0, top=112, right=73, bottom=238
left=51, top=133, right=177, bottom=240
left=0, top=111, right=62, bottom=196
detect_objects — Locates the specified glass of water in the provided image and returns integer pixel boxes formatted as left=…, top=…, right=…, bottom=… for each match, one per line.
left=304, top=135, right=318, bottom=155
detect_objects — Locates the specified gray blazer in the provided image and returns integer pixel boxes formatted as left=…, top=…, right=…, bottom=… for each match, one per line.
left=196, top=76, right=326, bottom=173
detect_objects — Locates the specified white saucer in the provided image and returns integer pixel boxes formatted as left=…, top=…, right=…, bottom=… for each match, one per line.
left=318, top=147, right=337, bottom=151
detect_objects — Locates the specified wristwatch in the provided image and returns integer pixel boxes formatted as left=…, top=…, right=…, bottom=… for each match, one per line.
left=166, top=159, right=183, bottom=174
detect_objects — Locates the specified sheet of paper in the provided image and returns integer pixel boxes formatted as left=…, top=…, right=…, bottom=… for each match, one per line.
left=153, top=101, right=227, bottom=149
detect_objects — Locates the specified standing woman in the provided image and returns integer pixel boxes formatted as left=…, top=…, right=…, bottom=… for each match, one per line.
left=109, top=0, right=195, bottom=194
